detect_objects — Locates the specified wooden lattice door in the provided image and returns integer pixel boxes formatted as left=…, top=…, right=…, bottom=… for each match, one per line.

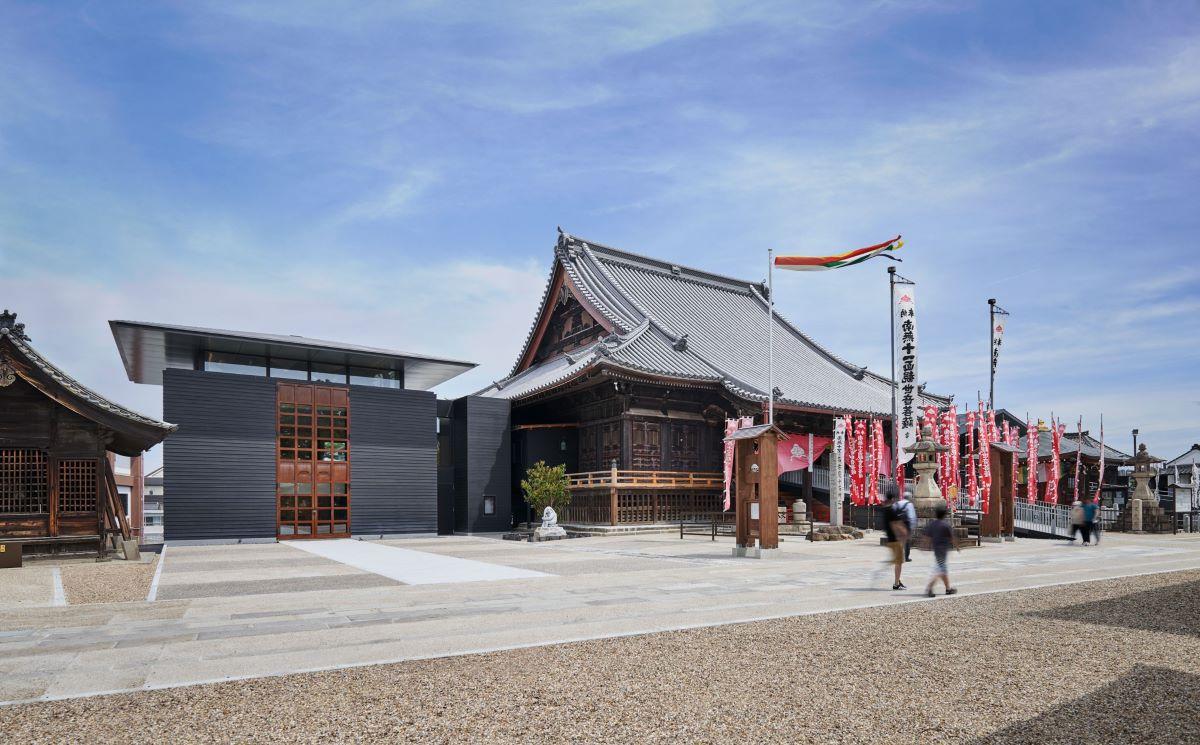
left=276, top=383, right=350, bottom=539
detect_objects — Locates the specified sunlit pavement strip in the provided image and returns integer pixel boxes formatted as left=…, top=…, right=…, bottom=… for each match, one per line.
left=1, top=532, right=1199, bottom=705
left=286, top=538, right=551, bottom=585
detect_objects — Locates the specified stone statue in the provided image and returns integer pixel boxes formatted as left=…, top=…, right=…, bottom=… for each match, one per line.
left=535, top=505, right=567, bottom=539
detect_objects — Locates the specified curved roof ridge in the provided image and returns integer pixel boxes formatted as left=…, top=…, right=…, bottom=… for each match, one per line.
left=566, top=233, right=755, bottom=294
left=563, top=248, right=643, bottom=329
left=507, top=253, right=563, bottom=376
left=4, top=334, right=174, bottom=432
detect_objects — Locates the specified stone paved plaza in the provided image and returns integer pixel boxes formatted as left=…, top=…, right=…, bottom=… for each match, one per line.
left=2, top=531, right=1199, bottom=706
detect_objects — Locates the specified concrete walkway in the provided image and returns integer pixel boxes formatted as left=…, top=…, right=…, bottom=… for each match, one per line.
left=1, top=531, right=1199, bottom=704
left=286, top=539, right=549, bottom=585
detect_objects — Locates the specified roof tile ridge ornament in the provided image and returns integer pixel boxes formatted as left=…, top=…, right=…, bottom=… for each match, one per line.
left=0, top=309, right=29, bottom=342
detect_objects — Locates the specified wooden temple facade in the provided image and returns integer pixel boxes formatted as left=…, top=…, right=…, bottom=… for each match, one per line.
left=0, top=311, right=175, bottom=555
left=479, top=231, right=950, bottom=526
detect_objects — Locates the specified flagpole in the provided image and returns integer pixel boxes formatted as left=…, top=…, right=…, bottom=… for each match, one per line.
left=768, top=248, right=774, bottom=426
left=888, top=266, right=897, bottom=485
left=988, top=298, right=996, bottom=410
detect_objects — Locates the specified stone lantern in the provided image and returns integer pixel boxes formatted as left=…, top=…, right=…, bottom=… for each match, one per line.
left=904, top=420, right=950, bottom=521
left=1127, top=443, right=1164, bottom=532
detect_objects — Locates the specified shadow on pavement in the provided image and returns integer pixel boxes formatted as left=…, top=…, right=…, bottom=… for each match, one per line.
left=975, top=665, right=1200, bottom=744
left=1028, top=578, right=1200, bottom=638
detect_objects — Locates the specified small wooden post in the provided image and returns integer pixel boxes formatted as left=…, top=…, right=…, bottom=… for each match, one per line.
left=609, top=460, right=619, bottom=526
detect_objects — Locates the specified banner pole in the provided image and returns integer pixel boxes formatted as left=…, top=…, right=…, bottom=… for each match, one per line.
left=988, top=298, right=996, bottom=410
left=768, top=248, right=774, bottom=426
left=888, top=266, right=897, bottom=486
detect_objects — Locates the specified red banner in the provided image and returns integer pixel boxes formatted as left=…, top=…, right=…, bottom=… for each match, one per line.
left=978, top=404, right=992, bottom=514
left=1047, top=418, right=1063, bottom=505
left=966, top=410, right=978, bottom=507
left=1026, top=420, right=1039, bottom=503
left=777, top=434, right=832, bottom=475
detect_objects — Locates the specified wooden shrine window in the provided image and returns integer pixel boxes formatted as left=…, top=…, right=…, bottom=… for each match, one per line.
left=631, top=420, right=662, bottom=470
left=672, top=423, right=700, bottom=471
left=277, top=383, right=350, bottom=538
left=58, top=459, right=98, bottom=513
left=0, top=449, right=48, bottom=513
left=601, top=422, right=622, bottom=465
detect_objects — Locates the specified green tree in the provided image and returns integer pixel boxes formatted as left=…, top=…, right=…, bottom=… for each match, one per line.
left=521, top=460, right=571, bottom=515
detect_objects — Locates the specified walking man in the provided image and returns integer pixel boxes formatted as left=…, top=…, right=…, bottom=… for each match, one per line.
left=1081, top=496, right=1099, bottom=546
left=896, top=487, right=918, bottom=561
left=882, top=485, right=909, bottom=590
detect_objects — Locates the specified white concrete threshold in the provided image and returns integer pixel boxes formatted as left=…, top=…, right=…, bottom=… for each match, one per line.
left=286, top=539, right=550, bottom=585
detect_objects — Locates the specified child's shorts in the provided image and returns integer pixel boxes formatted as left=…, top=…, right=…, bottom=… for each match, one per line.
left=932, top=553, right=949, bottom=577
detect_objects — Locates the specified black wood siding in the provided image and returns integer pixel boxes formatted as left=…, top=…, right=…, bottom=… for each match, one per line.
left=163, top=369, right=277, bottom=541
left=349, top=387, right=437, bottom=535
left=451, top=396, right=512, bottom=533
left=164, top=370, right=439, bottom=541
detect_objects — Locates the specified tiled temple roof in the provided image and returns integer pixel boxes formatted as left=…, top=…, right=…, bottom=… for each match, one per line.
left=480, top=231, right=951, bottom=416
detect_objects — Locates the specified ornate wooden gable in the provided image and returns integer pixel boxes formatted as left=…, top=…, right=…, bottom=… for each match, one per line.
left=516, top=266, right=612, bottom=374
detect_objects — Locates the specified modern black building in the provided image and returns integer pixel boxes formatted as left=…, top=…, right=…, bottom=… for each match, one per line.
left=111, top=321, right=511, bottom=543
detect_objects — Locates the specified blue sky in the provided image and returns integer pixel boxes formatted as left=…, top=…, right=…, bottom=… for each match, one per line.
left=3, top=1, right=1199, bottom=469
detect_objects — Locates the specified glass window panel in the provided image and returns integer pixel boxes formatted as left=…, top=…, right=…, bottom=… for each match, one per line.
left=297, top=524, right=312, bottom=535
left=296, top=405, right=311, bottom=413
left=333, top=429, right=347, bottom=439
left=279, top=426, right=295, bottom=437
left=310, top=363, right=347, bottom=384
left=280, top=415, right=295, bottom=425
left=317, top=429, right=332, bottom=439
left=318, top=509, right=331, bottom=521
left=281, top=496, right=295, bottom=508
left=318, top=496, right=331, bottom=507
left=334, top=484, right=348, bottom=495
left=349, top=367, right=400, bottom=388
left=203, top=351, right=266, bottom=376
left=279, top=438, right=295, bottom=449
left=278, top=482, right=295, bottom=495
left=334, top=496, right=348, bottom=507
left=280, top=510, right=295, bottom=521
left=279, top=524, right=295, bottom=535
left=333, top=523, right=346, bottom=533
left=280, top=403, right=295, bottom=413
left=297, top=416, right=312, bottom=426
left=317, top=483, right=331, bottom=495
left=334, top=509, right=348, bottom=521
left=332, top=407, right=347, bottom=416
left=297, top=485, right=312, bottom=497
left=298, top=509, right=312, bottom=521
left=317, top=524, right=331, bottom=534
left=279, top=450, right=294, bottom=460
left=317, top=407, right=332, bottom=415
left=270, top=358, right=309, bottom=380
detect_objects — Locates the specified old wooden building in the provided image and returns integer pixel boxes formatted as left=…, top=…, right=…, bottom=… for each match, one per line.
left=0, top=311, right=174, bottom=554
left=478, top=231, right=950, bottom=526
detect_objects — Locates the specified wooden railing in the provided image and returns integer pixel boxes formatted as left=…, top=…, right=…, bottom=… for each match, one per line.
left=562, top=466, right=723, bottom=526
left=568, top=469, right=723, bottom=491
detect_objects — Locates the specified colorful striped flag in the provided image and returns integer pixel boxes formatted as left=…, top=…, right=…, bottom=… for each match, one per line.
left=775, top=236, right=903, bottom=271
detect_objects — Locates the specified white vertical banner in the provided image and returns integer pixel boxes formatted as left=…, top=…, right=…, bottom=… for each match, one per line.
left=991, top=315, right=1006, bottom=375
left=893, top=282, right=919, bottom=465
left=831, top=417, right=845, bottom=524
left=1191, top=460, right=1199, bottom=511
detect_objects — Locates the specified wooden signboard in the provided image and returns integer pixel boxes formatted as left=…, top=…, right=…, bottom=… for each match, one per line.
left=0, top=542, right=20, bottom=569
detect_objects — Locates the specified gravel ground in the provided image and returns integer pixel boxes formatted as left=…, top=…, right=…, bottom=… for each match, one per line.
left=3, top=570, right=1199, bottom=744
left=59, top=556, right=158, bottom=605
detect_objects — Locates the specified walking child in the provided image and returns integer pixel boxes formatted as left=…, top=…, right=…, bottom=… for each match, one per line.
left=925, top=503, right=959, bottom=597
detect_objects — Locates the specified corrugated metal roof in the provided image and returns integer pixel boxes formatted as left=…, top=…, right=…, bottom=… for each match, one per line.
left=487, top=231, right=951, bottom=415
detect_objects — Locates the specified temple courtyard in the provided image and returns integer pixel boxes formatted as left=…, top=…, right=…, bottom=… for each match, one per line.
left=2, top=533, right=1200, bottom=742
